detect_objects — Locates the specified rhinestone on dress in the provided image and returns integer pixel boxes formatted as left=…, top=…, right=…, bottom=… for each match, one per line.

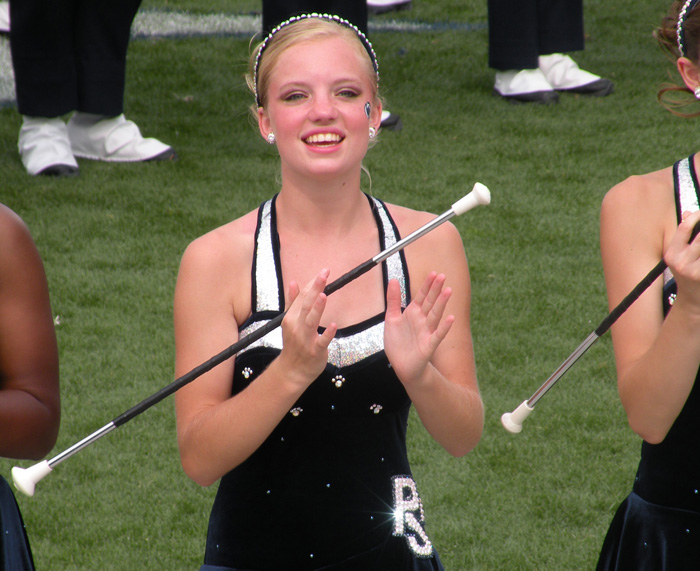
left=392, top=475, right=433, bottom=557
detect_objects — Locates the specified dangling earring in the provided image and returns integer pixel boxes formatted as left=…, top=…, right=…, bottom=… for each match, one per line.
left=369, top=127, right=376, bottom=139
left=267, top=132, right=276, bottom=144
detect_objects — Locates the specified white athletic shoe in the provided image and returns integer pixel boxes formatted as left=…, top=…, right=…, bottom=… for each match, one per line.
left=66, top=112, right=175, bottom=162
left=380, top=109, right=402, bottom=131
left=367, top=0, right=412, bottom=15
left=18, top=116, right=79, bottom=176
left=493, top=68, right=558, bottom=104
left=538, top=53, right=614, bottom=96
left=0, top=2, right=9, bottom=33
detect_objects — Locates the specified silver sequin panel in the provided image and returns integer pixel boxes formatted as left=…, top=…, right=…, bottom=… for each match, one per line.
left=240, top=196, right=408, bottom=366
left=371, top=196, right=408, bottom=309
left=665, top=157, right=700, bottom=286
left=238, top=319, right=386, bottom=368
left=255, top=200, right=281, bottom=312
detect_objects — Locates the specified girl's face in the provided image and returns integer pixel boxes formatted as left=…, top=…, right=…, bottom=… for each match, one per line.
left=258, top=35, right=382, bottom=182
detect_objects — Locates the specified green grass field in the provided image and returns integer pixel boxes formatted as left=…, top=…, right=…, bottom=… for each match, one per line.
left=0, top=1, right=695, bottom=568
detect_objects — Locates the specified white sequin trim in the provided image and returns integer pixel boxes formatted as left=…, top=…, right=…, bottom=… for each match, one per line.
left=238, top=320, right=284, bottom=353
left=371, top=197, right=407, bottom=308
left=677, top=157, right=699, bottom=214
left=667, top=157, right=700, bottom=287
left=241, top=197, right=408, bottom=365
left=327, top=321, right=385, bottom=367
left=255, top=200, right=281, bottom=312
left=238, top=319, right=386, bottom=367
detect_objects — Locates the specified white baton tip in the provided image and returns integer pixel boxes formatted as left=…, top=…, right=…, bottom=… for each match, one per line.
left=501, top=400, right=533, bottom=434
left=12, top=461, right=52, bottom=497
left=452, top=183, right=491, bottom=216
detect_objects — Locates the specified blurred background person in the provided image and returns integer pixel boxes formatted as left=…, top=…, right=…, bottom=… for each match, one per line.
left=488, top=0, right=613, bottom=104
left=367, top=0, right=411, bottom=15
left=9, top=1, right=175, bottom=177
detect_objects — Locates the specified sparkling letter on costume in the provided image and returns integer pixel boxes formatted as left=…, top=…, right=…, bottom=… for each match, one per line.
left=392, top=476, right=433, bottom=557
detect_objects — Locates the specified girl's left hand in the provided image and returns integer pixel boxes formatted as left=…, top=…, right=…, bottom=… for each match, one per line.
left=384, top=272, right=454, bottom=387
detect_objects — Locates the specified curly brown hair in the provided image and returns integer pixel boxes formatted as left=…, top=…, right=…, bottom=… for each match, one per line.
left=656, top=1, right=700, bottom=116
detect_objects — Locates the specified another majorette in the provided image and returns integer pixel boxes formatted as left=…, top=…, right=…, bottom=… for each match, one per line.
left=596, top=1, right=700, bottom=568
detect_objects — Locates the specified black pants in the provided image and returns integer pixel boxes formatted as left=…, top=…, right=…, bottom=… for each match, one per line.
left=488, top=0, right=584, bottom=70
left=10, top=0, right=142, bottom=117
left=262, top=1, right=367, bottom=35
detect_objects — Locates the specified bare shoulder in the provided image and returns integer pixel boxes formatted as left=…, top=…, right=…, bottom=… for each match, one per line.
left=0, top=205, right=41, bottom=277
left=0, top=204, right=31, bottom=248
left=383, top=202, right=467, bottom=290
left=384, top=202, right=434, bottom=226
left=384, top=202, right=464, bottom=253
left=602, top=167, right=674, bottom=220
left=180, top=210, right=258, bottom=275
left=176, top=209, right=260, bottom=326
left=601, top=166, right=676, bottom=254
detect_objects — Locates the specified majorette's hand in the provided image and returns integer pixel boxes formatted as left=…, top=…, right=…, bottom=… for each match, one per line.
left=666, top=210, right=700, bottom=311
left=384, top=272, right=454, bottom=387
left=278, top=268, right=337, bottom=389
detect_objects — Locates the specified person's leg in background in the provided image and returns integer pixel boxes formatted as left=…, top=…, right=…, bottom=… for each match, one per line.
left=10, top=0, right=81, bottom=174
left=262, top=0, right=367, bottom=34
left=64, top=0, right=175, bottom=164
left=10, top=0, right=174, bottom=176
left=489, top=0, right=612, bottom=104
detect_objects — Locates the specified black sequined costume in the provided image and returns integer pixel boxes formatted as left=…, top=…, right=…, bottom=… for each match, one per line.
left=597, top=155, right=700, bottom=570
left=0, top=476, right=35, bottom=570
left=201, top=194, right=444, bottom=571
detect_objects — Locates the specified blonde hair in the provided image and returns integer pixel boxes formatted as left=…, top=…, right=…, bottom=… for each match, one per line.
left=246, top=16, right=380, bottom=116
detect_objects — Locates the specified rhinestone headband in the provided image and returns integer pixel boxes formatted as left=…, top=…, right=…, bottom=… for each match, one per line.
left=253, top=13, right=379, bottom=107
left=678, top=0, right=700, bottom=56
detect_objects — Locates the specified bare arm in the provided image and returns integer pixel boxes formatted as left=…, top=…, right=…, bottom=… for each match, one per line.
left=384, top=219, right=483, bottom=457
left=601, top=172, right=700, bottom=443
left=0, top=205, right=60, bottom=459
left=174, top=229, right=336, bottom=486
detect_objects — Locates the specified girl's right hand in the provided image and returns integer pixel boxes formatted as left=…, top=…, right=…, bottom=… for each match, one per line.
left=277, top=268, right=337, bottom=390
left=665, top=210, right=700, bottom=311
